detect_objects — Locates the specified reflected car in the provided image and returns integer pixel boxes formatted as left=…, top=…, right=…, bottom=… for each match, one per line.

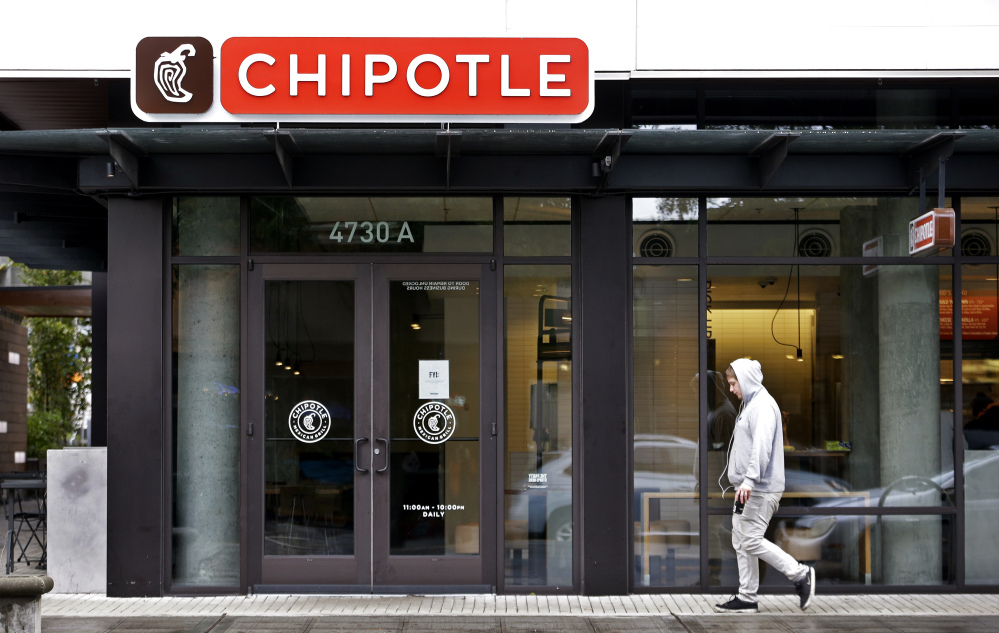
left=506, top=434, right=852, bottom=543
left=780, top=450, right=999, bottom=581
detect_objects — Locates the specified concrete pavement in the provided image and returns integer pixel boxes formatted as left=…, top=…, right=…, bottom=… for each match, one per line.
left=38, top=593, right=999, bottom=632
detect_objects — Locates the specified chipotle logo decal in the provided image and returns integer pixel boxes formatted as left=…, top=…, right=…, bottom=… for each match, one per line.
left=135, top=37, right=214, bottom=114
left=134, top=37, right=591, bottom=122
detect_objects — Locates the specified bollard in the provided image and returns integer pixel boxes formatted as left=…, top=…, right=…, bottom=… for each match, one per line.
left=0, top=576, right=53, bottom=633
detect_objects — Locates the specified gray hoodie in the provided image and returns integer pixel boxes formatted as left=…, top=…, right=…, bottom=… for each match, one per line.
left=726, top=358, right=785, bottom=493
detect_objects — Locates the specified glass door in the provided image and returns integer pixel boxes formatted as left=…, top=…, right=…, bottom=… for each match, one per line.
left=248, top=263, right=495, bottom=591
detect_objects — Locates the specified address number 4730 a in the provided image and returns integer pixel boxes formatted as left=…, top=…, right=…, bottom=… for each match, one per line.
left=328, top=221, right=415, bottom=244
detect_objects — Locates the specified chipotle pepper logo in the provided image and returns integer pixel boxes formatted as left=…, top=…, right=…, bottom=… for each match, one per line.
left=136, top=37, right=213, bottom=114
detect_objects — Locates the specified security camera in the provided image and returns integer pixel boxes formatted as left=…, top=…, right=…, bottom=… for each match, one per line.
left=758, top=278, right=777, bottom=288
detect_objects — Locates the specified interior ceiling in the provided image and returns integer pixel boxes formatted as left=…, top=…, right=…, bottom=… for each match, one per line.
left=0, top=189, right=107, bottom=272
left=0, top=80, right=108, bottom=131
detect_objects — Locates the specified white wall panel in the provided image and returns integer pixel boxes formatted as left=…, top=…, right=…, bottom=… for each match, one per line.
left=637, top=0, right=999, bottom=73
left=3, top=0, right=998, bottom=75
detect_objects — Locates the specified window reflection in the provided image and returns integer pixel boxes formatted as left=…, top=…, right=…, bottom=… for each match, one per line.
left=633, top=266, right=700, bottom=588
left=504, top=265, right=572, bottom=587
left=704, top=262, right=954, bottom=587
left=504, top=198, right=571, bottom=257
left=250, top=197, right=493, bottom=254
left=960, top=256, right=999, bottom=584
left=708, top=514, right=955, bottom=586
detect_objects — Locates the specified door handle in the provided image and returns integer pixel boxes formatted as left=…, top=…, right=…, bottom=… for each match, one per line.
left=375, top=438, right=389, bottom=473
left=355, top=438, right=369, bottom=473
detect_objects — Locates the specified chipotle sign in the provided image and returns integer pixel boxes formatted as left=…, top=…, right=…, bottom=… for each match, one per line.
left=133, top=36, right=592, bottom=123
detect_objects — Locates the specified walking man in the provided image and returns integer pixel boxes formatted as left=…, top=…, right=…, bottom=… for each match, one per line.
left=714, top=358, right=815, bottom=613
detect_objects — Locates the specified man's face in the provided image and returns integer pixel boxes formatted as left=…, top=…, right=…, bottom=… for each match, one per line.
left=727, top=374, right=743, bottom=400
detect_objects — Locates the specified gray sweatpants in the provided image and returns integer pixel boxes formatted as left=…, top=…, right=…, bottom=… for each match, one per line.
left=733, top=491, right=809, bottom=603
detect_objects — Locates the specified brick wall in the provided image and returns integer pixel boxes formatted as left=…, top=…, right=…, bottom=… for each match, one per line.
left=0, top=310, right=28, bottom=473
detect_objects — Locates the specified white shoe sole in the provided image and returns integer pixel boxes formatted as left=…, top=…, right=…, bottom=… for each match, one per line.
left=800, top=566, right=816, bottom=610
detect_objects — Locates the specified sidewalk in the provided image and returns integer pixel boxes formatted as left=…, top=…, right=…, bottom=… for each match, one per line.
left=38, top=592, right=999, bottom=633
left=40, top=592, right=999, bottom=618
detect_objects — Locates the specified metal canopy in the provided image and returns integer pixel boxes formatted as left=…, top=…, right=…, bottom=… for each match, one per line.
left=3, top=126, right=999, bottom=156
left=2, top=126, right=999, bottom=270
left=0, top=189, right=107, bottom=271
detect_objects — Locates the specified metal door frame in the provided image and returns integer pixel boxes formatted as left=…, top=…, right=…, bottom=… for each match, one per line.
left=247, top=262, right=497, bottom=593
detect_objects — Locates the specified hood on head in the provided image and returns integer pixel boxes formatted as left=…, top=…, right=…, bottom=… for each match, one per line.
left=729, top=358, right=765, bottom=404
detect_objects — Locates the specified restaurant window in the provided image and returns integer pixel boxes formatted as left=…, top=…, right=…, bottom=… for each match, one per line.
left=249, top=197, right=493, bottom=254
left=705, top=261, right=955, bottom=586
left=707, top=197, right=952, bottom=258
left=173, top=197, right=240, bottom=256
left=171, top=263, right=241, bottom=587
left=959, top=197, right=999, bottom=584
left=503, top=265, right=573, bottom=588
left=633, top=265, right=699, bottom=588
left=633, top=198, right=698, bottom=258
left=504, top=198, right=571, bottom=257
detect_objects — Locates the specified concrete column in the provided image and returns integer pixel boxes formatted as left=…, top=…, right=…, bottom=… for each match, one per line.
left=840, top=206, right=881, bottom=493
left=839, top=206, right=882, bottom=582
left=173, top=199, right=241, bottom=585
left=876, top=198, right=942, bottom=585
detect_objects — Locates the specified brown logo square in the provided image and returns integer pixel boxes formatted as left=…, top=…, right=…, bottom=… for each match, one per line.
left=136, top=37, right=214, bottom=114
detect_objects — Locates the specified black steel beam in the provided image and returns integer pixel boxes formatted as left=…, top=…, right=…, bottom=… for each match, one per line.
left=0, top=155, right=77, bottom=190
left=71, top=150, right=999, bottom=194
left=0, top=200, right=107, bottom=218
left=266, top=130, right=297, bottom=188
left=593, top=130, right=633, bottom=193
left=0, top=225, right=107, bottom=240
left=97, top=130, right=143, bottom=190
left=750, top=133, right=799, bottom=189
left=0, top=236, right=102, bottom=247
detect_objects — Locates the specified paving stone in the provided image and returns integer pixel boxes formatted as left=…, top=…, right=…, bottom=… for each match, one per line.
left=500, top=616, right=595, bottom=633
left=589, top=616, right=686, bottom=633
left=884, top=616, right=999, bottom=633
left=42, top=616, right=123, bottom=633
left=682, top=615, right=793, bottom=633
left=400, top=616, right=502, bottom=632
left=214, top=616, right=313, bottom=633
left=307, top=616, right=405, bottom=632
left=107, top=616, right=214, bottom=633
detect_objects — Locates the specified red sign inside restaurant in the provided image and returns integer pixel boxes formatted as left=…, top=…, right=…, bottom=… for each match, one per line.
left=940, top=291, right=999, bottom=340
left=219, top=37, right=591, bottom=119
left=909, top=208, right=955, bottom=256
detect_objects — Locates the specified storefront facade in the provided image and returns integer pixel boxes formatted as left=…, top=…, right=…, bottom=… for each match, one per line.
left=100, top=124, right=999, bottom=596
left=1, top=5, right=999, bottom=597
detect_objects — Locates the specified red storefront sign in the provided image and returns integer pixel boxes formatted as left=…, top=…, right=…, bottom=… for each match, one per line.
left=940, top=291, right=999, bottom=340
left=220, top=37, right=591, bottom=120
left=134, top=36, right=592, bottom=122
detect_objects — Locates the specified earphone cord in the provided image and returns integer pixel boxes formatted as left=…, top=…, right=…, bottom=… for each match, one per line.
left=717, top=401, right=743, bottom=499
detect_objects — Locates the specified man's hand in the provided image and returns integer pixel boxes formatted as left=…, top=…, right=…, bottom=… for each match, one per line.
left=736, top=482, right=753, bottom=504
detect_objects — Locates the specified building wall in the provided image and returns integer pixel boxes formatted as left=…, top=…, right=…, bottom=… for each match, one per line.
left=0, top=310, right=27, bottom=472
left=3, top=2, right=999, bottom=77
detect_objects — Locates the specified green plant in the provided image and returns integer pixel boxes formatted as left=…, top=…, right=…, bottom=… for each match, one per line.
left=13, top=264, right=92, bottom=457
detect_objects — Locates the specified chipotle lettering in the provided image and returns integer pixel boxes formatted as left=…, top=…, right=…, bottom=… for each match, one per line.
left=219, top=37, right=591, bottom=119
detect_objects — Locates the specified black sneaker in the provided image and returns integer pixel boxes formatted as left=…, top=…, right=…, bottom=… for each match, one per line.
left=713, top=597, right=759, bottom=613
left=794, top=565, right=816, bottom=610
